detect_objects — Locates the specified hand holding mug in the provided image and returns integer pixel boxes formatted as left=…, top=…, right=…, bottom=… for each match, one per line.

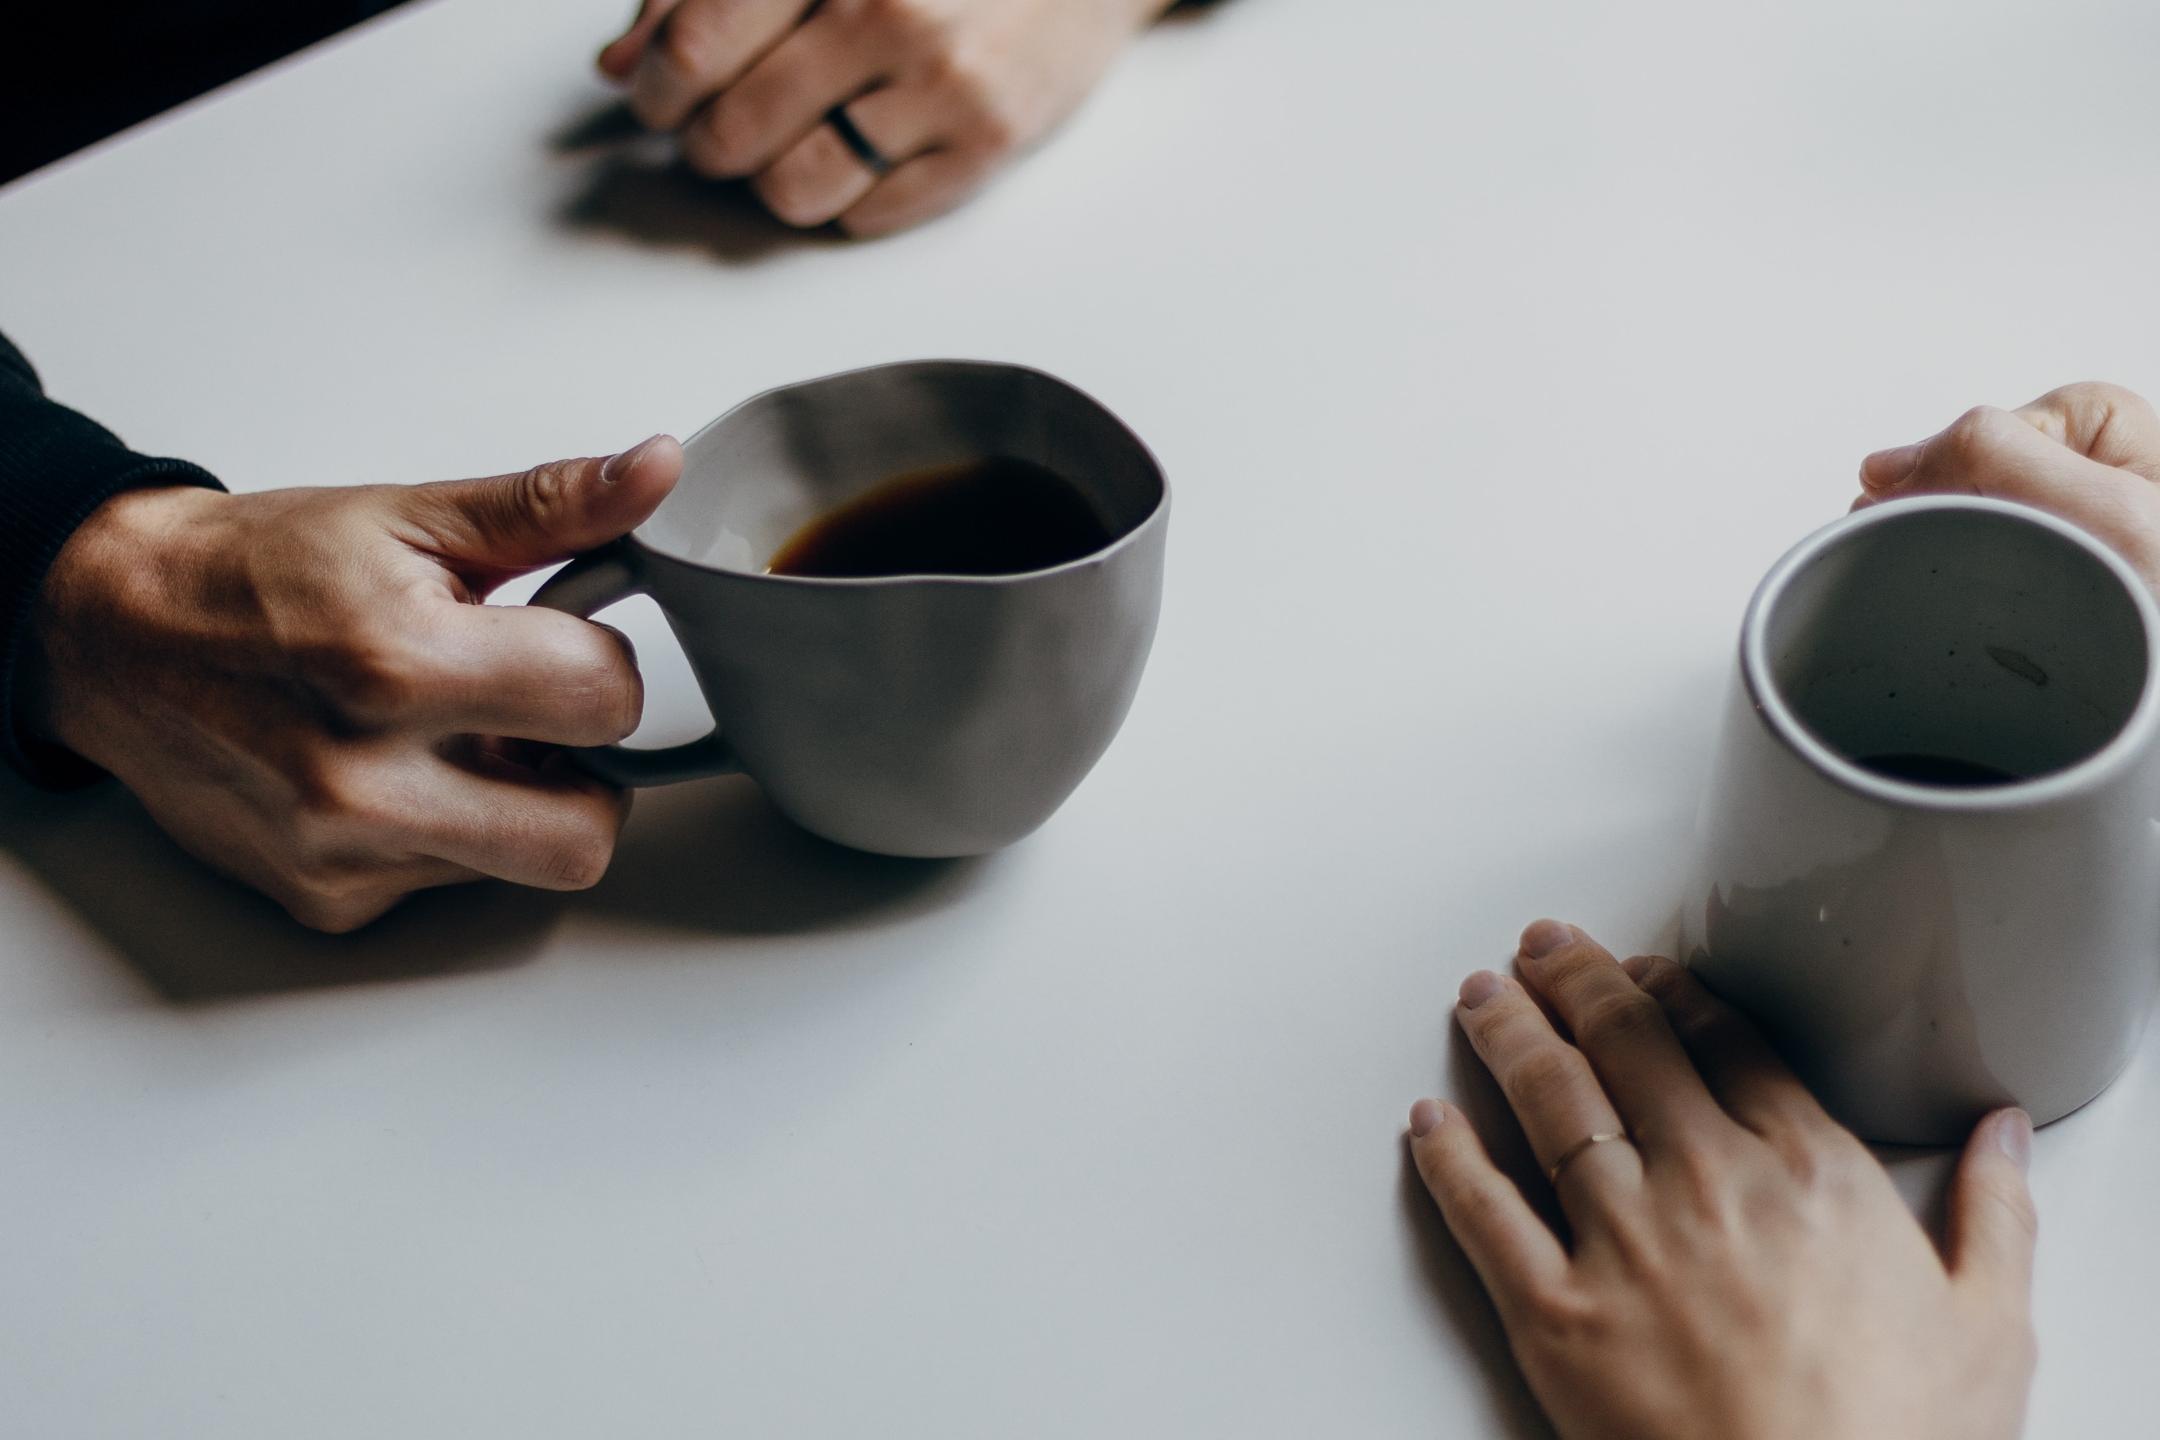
left=24, top=440, right=682, bottom=932
left=528, top=361, right=1168, bottom=859
left=1857, top=381, right=2160, bottom=591
left=597, top=0, right=1175, bottom=235
left=1410, top=922, right=2037, bottom=1440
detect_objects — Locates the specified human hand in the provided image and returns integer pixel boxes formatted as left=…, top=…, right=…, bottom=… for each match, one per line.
left=22, top=438, right=684, bottom=932
left=596, top=0, right=1171, bottom=236
left=1857, top=381, right=2160, bottom=594
left=1408, top=921, right=2036, bottom=1440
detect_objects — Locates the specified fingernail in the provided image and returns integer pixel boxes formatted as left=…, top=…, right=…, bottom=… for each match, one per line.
left=1860, top=441, right=1924, bottom=491
left=1993, top=1108, right=2033, bottom=1172
left=1518, top=919, right=1574, bottom=960
left=1459, top=970, right=1505, bottom=1008
left=1621, top=954, right=1656, bottom=982
left=602, top=435, right=662, bottom=484
left=1409, top=1098, right=1445, bottom=1138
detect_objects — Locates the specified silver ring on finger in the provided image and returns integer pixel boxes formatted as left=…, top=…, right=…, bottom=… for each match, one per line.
left=1547, top=1130, right=1631, bottom=1186
left=826, top=103, right=892, bottom=178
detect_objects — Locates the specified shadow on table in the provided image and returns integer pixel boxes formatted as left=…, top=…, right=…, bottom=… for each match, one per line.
left=550, top=101, right=840, bottom=265
left=574, top=774, right=986, bottom=937
left=1397, top=1025, right=1559, bottom=1440
left=1, top=770, right=977, bottom=1005
left=0, top=774, right=557, bottom=1005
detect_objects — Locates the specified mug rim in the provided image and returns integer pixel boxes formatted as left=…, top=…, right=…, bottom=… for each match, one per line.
left=1739, top=495, right=2160, bottom=813
left=629, top=358, right=1170, bottom=588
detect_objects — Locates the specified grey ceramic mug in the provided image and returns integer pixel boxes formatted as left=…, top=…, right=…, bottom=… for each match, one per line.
left=1681, top=496, right=2160, bottom=1144
left=528, top=360, right=1169, bottom=858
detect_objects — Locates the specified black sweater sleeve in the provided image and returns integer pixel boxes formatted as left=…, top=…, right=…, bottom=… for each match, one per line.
left=0, top=329, right=224, bottom=786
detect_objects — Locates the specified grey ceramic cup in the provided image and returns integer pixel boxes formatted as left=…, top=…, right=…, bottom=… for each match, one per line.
left=1681, top=496, right=2160, bottom=1144
left=529, top=360, right=1169, bottom=858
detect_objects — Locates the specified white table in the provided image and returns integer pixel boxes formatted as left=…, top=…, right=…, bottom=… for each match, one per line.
left=3, top=1, right=2156, bottom=1433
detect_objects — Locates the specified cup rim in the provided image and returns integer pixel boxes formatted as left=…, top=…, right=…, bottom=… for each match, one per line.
left=630, top=358, right=1170, bottom=587
left=1739, top=495, right=2160, bottom=812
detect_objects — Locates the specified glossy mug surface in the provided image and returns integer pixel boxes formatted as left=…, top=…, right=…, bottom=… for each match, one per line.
left=531, top=361, right=1169, bottom=858
left=1681, top=497, right=2160, bottom=1143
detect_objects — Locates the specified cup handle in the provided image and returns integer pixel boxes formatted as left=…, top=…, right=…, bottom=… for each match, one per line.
left=527, top=544, right=741, bottom=787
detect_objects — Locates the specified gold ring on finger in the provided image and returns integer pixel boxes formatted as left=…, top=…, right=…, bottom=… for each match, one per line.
left=1547, top=1130, right=1630, bottom=1186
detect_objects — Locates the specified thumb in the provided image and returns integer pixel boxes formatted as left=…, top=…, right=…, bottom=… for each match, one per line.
left=1858, top=404, right=2151, bottom=558
left=399, top=435, right=682, bottom=580
left=1946, top=1107, right=2037, bottom=1307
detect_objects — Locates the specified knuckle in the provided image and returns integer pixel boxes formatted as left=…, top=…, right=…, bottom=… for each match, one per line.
left=512, top=460, right=580, bottom=533
left=1943, top=405, right=2013, bottom=465
left=284, top=896, right=364, bottom=934
left=541, top=627, right=642, bottom=742
left=280, top=868, right=387, bottom=933
left=687, top=102, right=758, bottom=177
left=1642, top=971, right=1722, bottom=1041
left=1507, top=1048, right=1583, bottom=1111
left=1778, top=1132, right=1861, bottom=1195
left=654, top=10, right=714, bottom=79
left=2061, top=379, right=2142, bottom=414
left=1442, top=1173, right=1509, bottom=1228
left=539, top=825, right=617, bottom=891
left=755, top=165, right=834, bottom=229
left=309, top=628, right=435, bottom=724
left=1573, top=988, right=1662, bottom=1051
left=1667, top=1141, right=1740, bottom=1225
left=1515, top=1277, right=1600, bottom=1337
left=286, top=747, right=366, bottom=824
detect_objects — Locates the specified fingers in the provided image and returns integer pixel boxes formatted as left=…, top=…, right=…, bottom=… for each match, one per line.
left=418, top=606, right=644, bottom=747
left=1947, top=1108, right=2038, bottom=1308
left=598, top=0, right=685, bottom=79
left=394, top=435, right=681, bottom=581
left=626, top=0, right=811, bottom=132
left=1511, top=921, right=1729, bottom=1146
left=396, top=756, right=631, bottom=892
left=1621, top=955, right=1841, bottom=1145
left=242, top=847, right=474, bottom=935
left=754, top=84, right=968, bottom=231
left=2013, top=382, right=2160, bottom=483
left=839, top=149, right=994, bottom=237
left=681, top=10, right=882, bottom=181
left=751, top=86, right=939, bottom=228
left=1408, top=1098, right=1571, bottom=1319
left=1856, top=404, right=2153, bottom=560
left=1455, top=970, right=1639, bottom=1210
left=754, top=122, right=884, bottom=228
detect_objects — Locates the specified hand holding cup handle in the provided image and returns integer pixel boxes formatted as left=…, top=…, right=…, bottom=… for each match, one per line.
left=529, top=543, right=741, bottom=787
left=522, top=361, right=1169, bottom=859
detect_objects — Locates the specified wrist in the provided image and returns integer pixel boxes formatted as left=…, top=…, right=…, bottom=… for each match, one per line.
left=22, top=484, right=225, bottom=766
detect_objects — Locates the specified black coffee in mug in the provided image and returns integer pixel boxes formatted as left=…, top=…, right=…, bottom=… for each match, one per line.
left=1857, top=753, right=2026, bottom=786
left=767, top=457, right=1112, bottom=579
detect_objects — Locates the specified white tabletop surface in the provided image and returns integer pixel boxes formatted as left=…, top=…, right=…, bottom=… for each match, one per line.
left=4, top=1, right=2159, bottom=1434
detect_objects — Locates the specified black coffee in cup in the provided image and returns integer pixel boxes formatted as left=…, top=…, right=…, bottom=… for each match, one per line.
left=766, top=457, right=1111, bottom=579
left=1857, top=753, right=2026, bottom=786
